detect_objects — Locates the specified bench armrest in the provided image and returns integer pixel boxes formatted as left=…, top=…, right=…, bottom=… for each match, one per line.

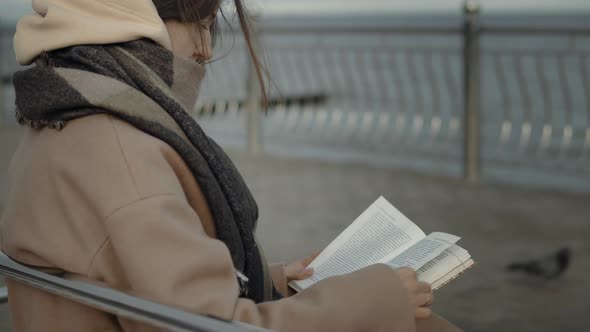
left=0, top=252, right=271, bottom=332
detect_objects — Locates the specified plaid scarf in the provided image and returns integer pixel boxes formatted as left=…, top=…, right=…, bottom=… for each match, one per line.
left=12, top=39, right=278, bottom=303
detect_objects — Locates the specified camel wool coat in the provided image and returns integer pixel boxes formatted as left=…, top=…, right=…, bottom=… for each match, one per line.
left=1, top=114, right=457, bottom=331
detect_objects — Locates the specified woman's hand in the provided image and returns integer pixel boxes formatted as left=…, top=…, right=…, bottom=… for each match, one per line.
left=284, top=252, right=320, bottom=281
left=395, top=267, right=433, bottom=319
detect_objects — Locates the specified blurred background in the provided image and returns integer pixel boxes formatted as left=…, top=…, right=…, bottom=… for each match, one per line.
left=1, top=0, right=590, bottom=331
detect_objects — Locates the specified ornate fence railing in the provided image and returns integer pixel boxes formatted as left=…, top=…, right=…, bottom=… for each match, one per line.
left=479, top=26, right=590, bottom=181
left=194, top=6, right=590, bottom=191
left=1, top=4, right=589, bottom=191
left=196, top=21, right=467, bottom=176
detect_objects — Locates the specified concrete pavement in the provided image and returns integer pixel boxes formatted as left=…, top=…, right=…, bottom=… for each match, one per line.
left=228, top=149, right=590, bottom=332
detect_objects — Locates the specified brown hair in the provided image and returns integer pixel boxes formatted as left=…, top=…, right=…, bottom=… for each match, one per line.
left=152, top=0, right=268, bottom=107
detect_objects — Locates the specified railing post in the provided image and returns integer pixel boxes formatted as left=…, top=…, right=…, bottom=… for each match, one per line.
left=244, top=25, right=262, bottom=154
left=0, top=26, right=4, bottom=129
left=463, top=0, right=481, bottom=184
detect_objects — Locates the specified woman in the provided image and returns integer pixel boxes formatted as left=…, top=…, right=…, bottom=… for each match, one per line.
left=0, top=0, right=461, bottom=331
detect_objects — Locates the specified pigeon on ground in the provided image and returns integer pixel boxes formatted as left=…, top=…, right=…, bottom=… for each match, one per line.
left=506, top=247, right=571, bottom=279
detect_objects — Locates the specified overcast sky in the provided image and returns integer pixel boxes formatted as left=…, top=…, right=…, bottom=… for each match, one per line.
left=2, top=0, right=589, bottom=24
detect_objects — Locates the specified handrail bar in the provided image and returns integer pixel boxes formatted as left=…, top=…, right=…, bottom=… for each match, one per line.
left=0, top=252, right=271, bottom=332
left=481, top=26, right=590, bottom=35
left=256, top=26, right=462, bottom=35
left=221, top=24, right=590, bottom=36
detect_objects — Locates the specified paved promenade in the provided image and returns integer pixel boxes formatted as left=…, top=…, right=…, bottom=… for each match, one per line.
left=0, top=127, right=589, bottom=331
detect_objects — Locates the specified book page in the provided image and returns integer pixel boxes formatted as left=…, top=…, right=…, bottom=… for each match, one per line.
left=386, top=232, right=460, bottom=270
left=417, top=244, right=471, bottom=286
left=291, top=196, right=426, bottom=291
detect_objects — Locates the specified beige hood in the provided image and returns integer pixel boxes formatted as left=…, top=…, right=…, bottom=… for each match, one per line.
left=14, top=0, right=172, bottom=65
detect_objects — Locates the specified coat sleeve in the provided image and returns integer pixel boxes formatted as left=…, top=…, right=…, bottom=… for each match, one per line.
left=102, top=194, right=416, bottom=332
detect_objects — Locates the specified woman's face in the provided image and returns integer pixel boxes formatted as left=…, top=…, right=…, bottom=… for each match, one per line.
left=164, top=16, right=216, bottom=64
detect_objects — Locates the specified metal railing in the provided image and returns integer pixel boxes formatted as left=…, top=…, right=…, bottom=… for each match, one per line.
left=0, top=252, right=269, bottom=332
left=479, top=27, right=590, bottom=174
left=197, top=21, right=467, bottom=176
left=195, top=4, right=590, bottom=191
left=463, top=3, right=481, bottom=183
left=1, top=4, right=589, bottom=191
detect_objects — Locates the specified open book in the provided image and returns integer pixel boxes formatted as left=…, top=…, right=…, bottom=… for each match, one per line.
left=289, top=196, right=475, bottom=292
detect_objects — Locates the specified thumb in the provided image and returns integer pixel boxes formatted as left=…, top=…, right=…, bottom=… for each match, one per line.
left=301, top=251, right=321, bottom=267
left=284, top=262, right=302, bottom=278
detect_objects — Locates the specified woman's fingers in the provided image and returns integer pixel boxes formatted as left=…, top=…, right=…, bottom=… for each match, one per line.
left=297, top=267, right=314, bottom=279
left=394, top=267, right=434, bottom=320
left=284, top=263, right=300, bottom=279
left=413, top=282, right=433, bottom=307
left=284, top=252, right=320, bottom=281
left=413, top=282, right=433, bottom=319
left=300, top=251, right=321, bottom=267
left=416, top=281, right=432, bottom=295
left=402, top=278, right=432, bottom=301
left=414, top=292, right=434, bottom=307
left=415, top=307, right=433, bottom=319
left=396, top=267, right=417, bottom=281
